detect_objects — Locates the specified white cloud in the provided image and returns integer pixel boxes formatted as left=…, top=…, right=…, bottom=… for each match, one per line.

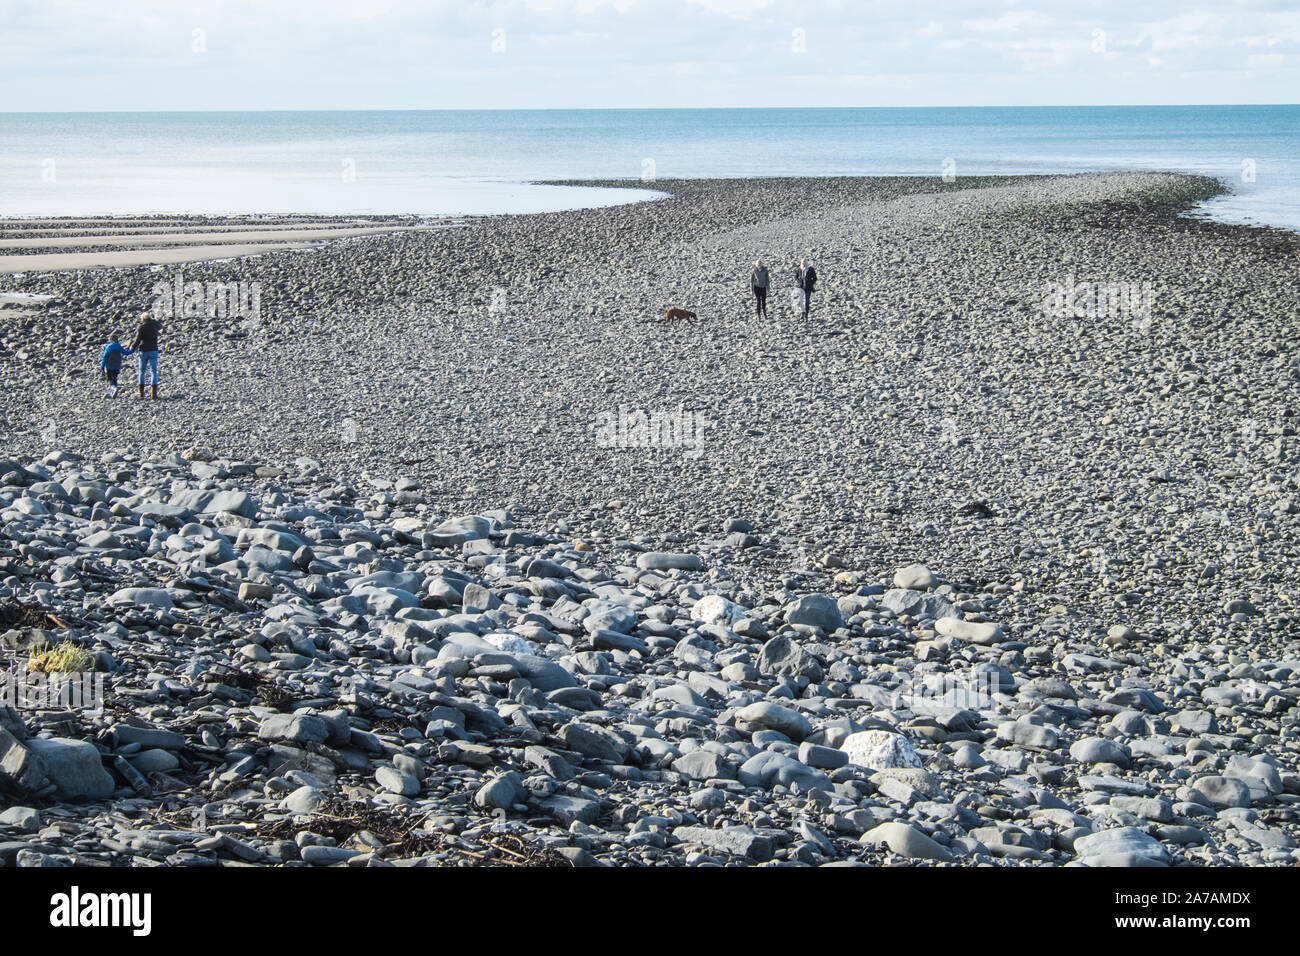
left=684, top=0, right=775, bottom=15
left=1, top=0, right=1296, bottom=108
left=316, top=0, right=405, bottom=19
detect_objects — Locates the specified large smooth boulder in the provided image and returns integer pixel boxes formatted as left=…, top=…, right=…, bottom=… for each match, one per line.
left=1070, top=737, right=1131, bottom=767
left=243, top=546, right=298, bottom=575
left=514, top=654, right=579, bottom=692
left=24, top=738, right=114, bottom=800
left=636, top=552, right=702, bottom=572
left=672, top=750, right=737, bottom=781
left=353, top=587, right=421, bottom=616
left=734, top=702, right=813, bottom=741
left=1072, top=826, right=1170, bottom=866
left=558, top=722, right=630, bottom=763
left=170, top=488, right=257, bottom=517
left=935, top=616, right=1004, bottom=645
left=347, top=570, right=425, bottom=594
left=785, top=594, right=845, bottom=632
left=673, top=825, right=774, bottom=861
left=204, top=490, right=258, bottom=517
left=880, top=588, right=957, bottom=620
left=258, top=714, right=330, bottom=745
left=893, top=564, right=935, bottom=590
left=583, top=600, right=638, bottom=634
left=475, top=771, right=526, bottom=810
left=1191, top=775, right=1252, bottom=808
left=426, top=515, right=491, bottom=546
left=108, top=587, right=173, bottom=609
left=757, top=634, right=823, bottom=681
left=737, top=751, right=831, bottom=791
left=238, top=527, right=307, bottom=553
left=861, top=821, right=953, bottom=861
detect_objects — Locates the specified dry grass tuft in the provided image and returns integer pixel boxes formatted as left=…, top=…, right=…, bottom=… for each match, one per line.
left=27, top=639, right=95, bottom=674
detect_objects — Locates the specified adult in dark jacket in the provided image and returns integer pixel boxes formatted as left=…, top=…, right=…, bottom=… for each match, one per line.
left=130, top=311, right=162, bottom=399
left=750, top=260, right=770, bottom=317
left=796, top=259, right=818, bottom=318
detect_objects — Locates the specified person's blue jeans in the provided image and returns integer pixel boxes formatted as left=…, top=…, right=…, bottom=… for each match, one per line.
left=802, top=288, right=813, bottom=315
left=137, top=351, right=159, bottom=386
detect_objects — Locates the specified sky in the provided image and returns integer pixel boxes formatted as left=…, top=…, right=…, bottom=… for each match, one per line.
left=0, top=0, right=1296, bottom=110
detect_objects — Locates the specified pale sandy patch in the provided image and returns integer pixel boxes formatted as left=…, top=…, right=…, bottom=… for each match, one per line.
left=0, top=224, right=453, bottom=251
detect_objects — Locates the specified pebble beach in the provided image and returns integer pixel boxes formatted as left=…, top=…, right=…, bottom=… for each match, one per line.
left=1, top=171, right=1299, bottom=867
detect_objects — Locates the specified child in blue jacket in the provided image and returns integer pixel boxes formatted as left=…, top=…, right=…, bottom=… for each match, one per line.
left=99, top=337, right=134, bottom=398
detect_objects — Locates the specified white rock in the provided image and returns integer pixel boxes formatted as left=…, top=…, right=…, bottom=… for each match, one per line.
left=690, top=594, right=746, bottom=625
left=841, top=730, right=922, bottom=770
left=934, top=616, right=1004, bottom=645
left=893, top=563, right=935, bottom=590
left=483, top=632, right=534, bottom=656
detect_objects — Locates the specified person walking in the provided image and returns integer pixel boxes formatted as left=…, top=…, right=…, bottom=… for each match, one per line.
left=130, top=310, right=163, bottom=399
left=750, top=259, right=770, bottom=318
left=98, top=335, right=134, bottom=398
left=796, top=259, right=818, bottom=319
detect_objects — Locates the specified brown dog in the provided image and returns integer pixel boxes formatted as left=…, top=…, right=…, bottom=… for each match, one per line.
left=663, top=308, right=696, bottom=322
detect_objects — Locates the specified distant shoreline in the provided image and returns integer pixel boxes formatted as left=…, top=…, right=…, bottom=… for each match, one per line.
left=2, top=171, right=1276, bottom=278
left=3, top=172, right=1289, bottom=248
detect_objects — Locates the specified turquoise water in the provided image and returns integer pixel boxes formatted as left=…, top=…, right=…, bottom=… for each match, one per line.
left=0, top=106, right=1295, bottom=228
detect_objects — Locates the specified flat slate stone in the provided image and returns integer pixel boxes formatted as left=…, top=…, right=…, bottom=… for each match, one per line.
left=673, top=825, right=774, bottom=862
left=1078, top=774, right=1151, bottom=795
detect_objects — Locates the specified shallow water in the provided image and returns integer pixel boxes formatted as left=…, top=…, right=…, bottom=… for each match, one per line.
left=0, top=106, right=1294, bottom=228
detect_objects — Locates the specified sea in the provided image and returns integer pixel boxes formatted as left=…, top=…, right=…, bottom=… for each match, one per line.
left=0, top=106, right=1296, bottom=230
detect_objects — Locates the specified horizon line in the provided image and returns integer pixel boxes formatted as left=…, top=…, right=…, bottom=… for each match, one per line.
left=1, top=103, right=1297, bottom=115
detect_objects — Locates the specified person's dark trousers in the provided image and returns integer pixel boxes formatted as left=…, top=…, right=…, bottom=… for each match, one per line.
left=802, top=288, right=813, bottom=317
left=753, top=287, right=767, bottom=317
